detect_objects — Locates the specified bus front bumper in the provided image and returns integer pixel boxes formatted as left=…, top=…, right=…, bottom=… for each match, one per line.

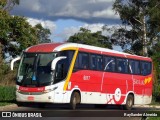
left=16, top=91, right=55, bottom=103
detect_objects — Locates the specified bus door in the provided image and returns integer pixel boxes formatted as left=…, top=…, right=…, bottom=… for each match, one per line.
left=54, top=50, right=75, bottom=103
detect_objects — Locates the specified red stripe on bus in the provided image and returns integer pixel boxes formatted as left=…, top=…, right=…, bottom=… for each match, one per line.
left=19, top=86, right=45, bottom=92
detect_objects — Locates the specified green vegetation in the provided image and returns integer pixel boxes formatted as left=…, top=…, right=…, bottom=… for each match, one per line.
left=148, top=117, right=160, bottom=120
left=0, top=0, right=51, bottom=87
left=0, top=102, right=13, bottom=106
left=68, top=27, right=112, bottom=49
left=0, top=86, right=16, bottom=104
left=113, top=0, right=160, bottom=56
left=0, top=0, right=52, bottom=107
left=0, top=86, right=16, bottom=106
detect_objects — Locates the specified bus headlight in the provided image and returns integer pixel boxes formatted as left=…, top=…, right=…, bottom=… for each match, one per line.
left=44, top=86, right=58, bottom=93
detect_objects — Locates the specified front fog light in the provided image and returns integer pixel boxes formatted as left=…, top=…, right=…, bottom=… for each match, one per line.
left=48, top=96, right=52, bottom=99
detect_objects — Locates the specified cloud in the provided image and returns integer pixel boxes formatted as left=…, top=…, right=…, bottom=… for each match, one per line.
left=58, top=23, right=131, bottom=41
left=27, top=18, right=56, bottom=33
left=11, top=0, right=120, bottom=23
left=26, top=18, right=57, bottom=42
left=58, top=23, right=107, bottom=41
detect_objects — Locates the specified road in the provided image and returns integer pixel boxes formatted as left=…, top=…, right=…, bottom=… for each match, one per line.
left=1, top=103, right=159, bottom=120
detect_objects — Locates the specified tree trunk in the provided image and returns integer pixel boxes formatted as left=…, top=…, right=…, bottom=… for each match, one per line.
left=142, top=15, right=148, bottom=56
left=0, top=41, right=3, bottom=64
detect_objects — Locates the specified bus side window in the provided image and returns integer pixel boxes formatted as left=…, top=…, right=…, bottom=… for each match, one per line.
left=129, top=60, right=140, bottom=74
left=97, top=55, right=103, bottom=70
left=74, top=52, right=89, bottom=70
left=90, top=54, right=97, bottom=70
left=82, top=55, right=88, bottom=69
left=104, top=56, right=115, bottom=72
left=117, top=58, right=128, bottom=73
left=141, top=61, right=151, bottom=76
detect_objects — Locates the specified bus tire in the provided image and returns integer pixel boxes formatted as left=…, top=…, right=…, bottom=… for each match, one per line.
left=70, top=92, right=80, bottom=110
left=123, top=94, right=134, bottom=110
left=16, top=102, right=23, bottom=107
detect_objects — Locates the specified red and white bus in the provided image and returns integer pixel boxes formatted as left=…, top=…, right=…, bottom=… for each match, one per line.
left=11, top=43, right=153, bottom=110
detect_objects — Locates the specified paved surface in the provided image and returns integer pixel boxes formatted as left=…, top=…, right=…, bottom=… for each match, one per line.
left=0, top=103, right=160, bottom=120
left=1, top=103, right=160, bottom=111
left=0, top=104, right=17, bottom=111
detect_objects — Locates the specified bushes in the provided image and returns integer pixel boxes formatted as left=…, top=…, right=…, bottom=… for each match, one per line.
left=0, top=63, right=17, bottom=86
left=152, top=53, right=160, bottom=101
left=0, top=86, right=16, bottom=102
left=0, top=62, right=17, bottom=104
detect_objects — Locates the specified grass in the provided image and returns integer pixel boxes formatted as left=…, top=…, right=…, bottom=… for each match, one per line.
left=148, top=117, right=160, bottom=120
left=0, top=102, right=14, bottom=106
left=150, top=99, right=160, bottom=106
left=0, top=100, right=16, bottom=106
left=0, top=86, right=16, bottom=107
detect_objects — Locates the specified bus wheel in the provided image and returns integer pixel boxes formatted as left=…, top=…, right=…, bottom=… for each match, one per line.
left=123, top=94, right=134, bottom=110
left=16, top=102, right=23, bottom=107
left=70, top=92, right=80, bottom=110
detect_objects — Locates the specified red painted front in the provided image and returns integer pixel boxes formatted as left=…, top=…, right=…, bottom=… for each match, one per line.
left=26, top=43, right=63, bottom=53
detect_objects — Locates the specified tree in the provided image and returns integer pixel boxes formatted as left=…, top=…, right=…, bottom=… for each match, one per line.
left=35, top=24, right=51, bottom=43
left=0, top=10, right=10, bottom=63
left=0, top=0, right=19, bottom=11
left=0, top=15, right=52, bottom=59
left=0, top=2, right=51, bottom=59
left=68, top=27, right=112, bottom=49
left=113, top=0, right=160, bottom=56
left=0, top=0, right=19, bottom=63
left=0, top=0, right=52, bottom=85
left=6, top=16, right=39, bottom=57
left=150, top=40, right=160, bottom=100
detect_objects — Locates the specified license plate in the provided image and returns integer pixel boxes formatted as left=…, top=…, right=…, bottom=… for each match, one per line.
left=27, top=96, right=34, bottom=101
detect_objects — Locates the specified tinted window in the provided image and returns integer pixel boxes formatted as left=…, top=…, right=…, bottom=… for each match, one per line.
left=74, top=52, right=89, bottom=69
left=104, top=56, right=116, bottom=72
left=129, top=60, right=140, bottom=74
left=90, top=54, right=97, bottom=70
left=55, top=51, right=74, bottom=83
left=90, top=54, right=103, bottom=70
left=97, top=55, right=103, bottom=70
left=141, top=61, right=152, bottom=76
left=117, top=58, right=128, bottom=73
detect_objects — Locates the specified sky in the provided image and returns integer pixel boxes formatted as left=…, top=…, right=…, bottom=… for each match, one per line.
left=11, top=0, right=121, bottom=45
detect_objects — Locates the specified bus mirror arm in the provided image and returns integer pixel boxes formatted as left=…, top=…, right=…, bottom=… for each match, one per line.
left=51, top=56, right=67, bottom=71
left=11, top=56, right=21, bottom=70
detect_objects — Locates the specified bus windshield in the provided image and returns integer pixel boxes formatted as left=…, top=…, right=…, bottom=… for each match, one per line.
left=17, top=51, right=74, bottom=87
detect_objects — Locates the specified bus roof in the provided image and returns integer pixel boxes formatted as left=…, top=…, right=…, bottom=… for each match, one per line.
left=25, top=42, right=152, bottom=61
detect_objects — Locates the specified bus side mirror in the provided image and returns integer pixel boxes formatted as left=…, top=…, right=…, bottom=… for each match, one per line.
left=51, top=56, right=67, bottom=71
left=11, top=56, right=21, bottom=70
